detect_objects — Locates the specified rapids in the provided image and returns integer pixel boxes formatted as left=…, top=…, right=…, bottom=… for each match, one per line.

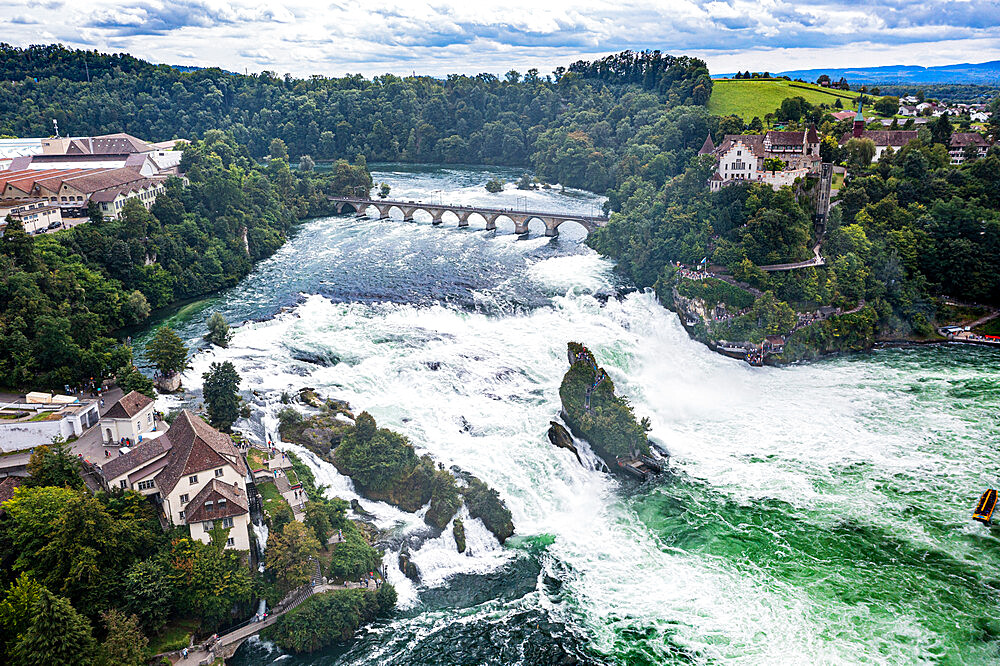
left=137, top=164, right=1000, bottom=665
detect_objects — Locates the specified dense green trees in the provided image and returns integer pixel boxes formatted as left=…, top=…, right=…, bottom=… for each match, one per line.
left=559, top=342, right=651, bottom=465
left=266, top=522, right=320, bottom=596
left=0, top=44, right=707, bottom=194
left=0, top=129, right=369, bottom=390
left=202, top=361, right=241, bottom=431
left=24, top=439, right=84, bottom=490
left=264, top=586, right=396, bottom=653
left=205, top=312, right=231, bottom=347
left=146, top=326, right=188, bottom=375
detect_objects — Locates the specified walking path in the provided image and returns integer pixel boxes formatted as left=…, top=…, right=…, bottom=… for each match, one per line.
left=759, top=243, right=825, bottom=272
left=171, top=580, right=377, bottom=665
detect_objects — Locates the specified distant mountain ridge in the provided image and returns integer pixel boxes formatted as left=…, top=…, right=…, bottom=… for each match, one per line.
left=715, top=60, right=1000, bottom=85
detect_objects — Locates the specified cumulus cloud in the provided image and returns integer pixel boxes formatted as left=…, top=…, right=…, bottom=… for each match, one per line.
left=0, top=0, right=997, bottom=77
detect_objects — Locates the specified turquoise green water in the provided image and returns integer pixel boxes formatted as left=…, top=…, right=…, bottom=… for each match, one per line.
left=154, top=165, right=1000, bottom=665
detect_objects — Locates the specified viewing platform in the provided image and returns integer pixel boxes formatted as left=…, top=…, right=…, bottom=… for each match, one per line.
left=327, top=196, right=609, bottom=236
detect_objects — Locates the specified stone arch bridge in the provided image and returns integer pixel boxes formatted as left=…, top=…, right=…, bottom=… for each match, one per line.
left=327, top=196, right=608, bottom=237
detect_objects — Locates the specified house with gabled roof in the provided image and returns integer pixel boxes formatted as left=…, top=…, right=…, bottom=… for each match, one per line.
left=100, top=390, right=157, bottom=445
left=100, top=409, right=251, bottom=550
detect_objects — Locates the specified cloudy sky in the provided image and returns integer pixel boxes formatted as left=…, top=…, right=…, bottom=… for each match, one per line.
left=2, top=0, right=999, bottom=78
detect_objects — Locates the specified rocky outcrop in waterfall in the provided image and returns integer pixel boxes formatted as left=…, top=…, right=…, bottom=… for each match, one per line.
left=279, top=398, right=515, bottom=545
left=547, top=421, right=582, bottom=465
left=558, top=342, right=653, bottom=473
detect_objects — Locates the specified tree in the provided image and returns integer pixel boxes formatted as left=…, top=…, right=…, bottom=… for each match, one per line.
left=845, top=138, right=876, bottom=171
left=146, top=326, right=187, bottom=376
left=269, top=137, right=288, bottom=161
left=204, top=312, right=231, bottom=347
left=378, top=182, right=390, bottom=199
left=484, top=176, right=504, bottom=193
left=763, top=157, right=785, bottom=173
left=24, top=438, right=83, bottom=490
left=930, top=113, right=953, bottom=146
left=266, top=521, right=321, bottom=595
left=874, top=96, right=899, bottom=116
left=0, top=574, right=44, bottom=661
left=298, top=154, right=315, bottom=171
left=98, top=609, right=147, bottom=666
left=122, top=558, right=174, bottom=633
left=122, top=291, right=150, bottom=324
left=0, top=215, right=37, bottom=270
left=167, top=537, right=254, bottom=630
left=10, top=587, right=95, bottom=666
left=117, top=364, right=155, bottom=399
left=202, top=361, right=241, bottom=431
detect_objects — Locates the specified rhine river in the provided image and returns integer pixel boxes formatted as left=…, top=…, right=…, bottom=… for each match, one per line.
left=139, top=164, right=1000, bottom=665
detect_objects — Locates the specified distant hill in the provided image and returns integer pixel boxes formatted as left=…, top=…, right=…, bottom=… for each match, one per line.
left=716, top=61, right=1000, bottom=85
left=708, top=79, right=862, bottom=120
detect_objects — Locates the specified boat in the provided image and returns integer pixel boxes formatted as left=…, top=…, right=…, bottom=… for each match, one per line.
left=973, top=488, right=996, bottom=525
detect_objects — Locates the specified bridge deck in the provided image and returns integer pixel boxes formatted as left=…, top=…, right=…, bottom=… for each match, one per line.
left=328, top=196, right=608, bottom=223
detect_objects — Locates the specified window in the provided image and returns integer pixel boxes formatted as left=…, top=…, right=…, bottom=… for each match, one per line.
left=119, top=480, right=127, bottom=489
left=221, top=517, right=234, bottom=528
left=148, top=413, right=153, bottom=423
left=205, top=501, right=214, bottom=512
left=137, top=479, right=155, bottom=491
left=189, top=475, right=198, bottom=485
left=203, top=521, right=213, bottom=532
left=180, top=493, right=189, bottom=504
left=214, top=468, right=224, bottom=478
left=179, top=510, right=185, bottom=521
left=226, top=537, right=235, bottom=547
left=218, top=498, right=227, bottom=510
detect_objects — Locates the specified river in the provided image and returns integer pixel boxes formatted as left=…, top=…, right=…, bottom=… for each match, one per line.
left=140, top=164, right=1000, bottom=665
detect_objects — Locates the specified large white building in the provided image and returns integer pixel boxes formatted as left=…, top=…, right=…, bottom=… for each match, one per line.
left=101, top=410, right=252, bottom=550
left=701, top=126, right=821, bottom=192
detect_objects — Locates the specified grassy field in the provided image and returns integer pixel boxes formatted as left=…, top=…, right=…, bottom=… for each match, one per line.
left=246, top=447, right=268, bottom=470
left=708, top=79, right=863, bottom=120
left=258, top=480, right=289, bottom=516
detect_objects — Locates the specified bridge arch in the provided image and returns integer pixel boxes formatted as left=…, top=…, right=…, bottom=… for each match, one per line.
left=526, top=217, right=548, bottom=236
left=548, top=218, right=595, bottom=238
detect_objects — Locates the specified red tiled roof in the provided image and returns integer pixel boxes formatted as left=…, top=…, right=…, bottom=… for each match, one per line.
left=101, top=435, right=172, bottom=481
left=698, top=134, right=715, bottom=155
left=839, top=130, right=919, bottom=147
left=103, top=390, right=153, bottom=419
left=766, top=130, right=805, bottom=144
left=155, top=411, right=247, bottom=496
left=949, top=132, right=988, bottom=147
left=184, top=478, right=249, bottom=524
left=0, top=476, right=22, bottom=507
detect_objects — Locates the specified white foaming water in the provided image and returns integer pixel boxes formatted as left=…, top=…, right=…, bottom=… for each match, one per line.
left=180, top=241, right=999, bottom=663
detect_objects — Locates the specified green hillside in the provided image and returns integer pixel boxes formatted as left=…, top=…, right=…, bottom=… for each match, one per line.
left=708, top=79, right=863, bottom=119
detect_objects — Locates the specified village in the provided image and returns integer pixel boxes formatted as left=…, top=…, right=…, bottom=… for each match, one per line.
left=0, top=131, right=182, bottom=234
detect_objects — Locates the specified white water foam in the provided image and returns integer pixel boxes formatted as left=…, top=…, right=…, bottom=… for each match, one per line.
left=178, top=240, right=997, bottom=663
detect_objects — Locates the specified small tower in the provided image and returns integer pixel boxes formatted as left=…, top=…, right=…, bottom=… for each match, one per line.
left=698, top=133, right=716, bottom=155
left=852, top=97, right=865, bottom=138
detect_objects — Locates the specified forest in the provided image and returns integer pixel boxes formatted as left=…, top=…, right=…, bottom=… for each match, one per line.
left=2, top=42, right=999, bottom=373
left=0, top=44, right=710, bottom=193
